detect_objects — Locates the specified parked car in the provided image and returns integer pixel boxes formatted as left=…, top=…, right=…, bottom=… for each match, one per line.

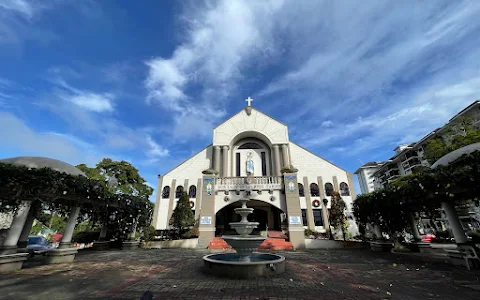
left=421, top=233, right=436, bottom=243
left=27, top=235, right=54, bottom=256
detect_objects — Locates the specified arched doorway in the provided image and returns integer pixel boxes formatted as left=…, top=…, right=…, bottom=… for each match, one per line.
left=215, top=200, right=283, bottom=236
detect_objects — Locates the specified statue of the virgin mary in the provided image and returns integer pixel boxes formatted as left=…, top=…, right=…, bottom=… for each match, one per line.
left=246, top=152, right=254, bottom=175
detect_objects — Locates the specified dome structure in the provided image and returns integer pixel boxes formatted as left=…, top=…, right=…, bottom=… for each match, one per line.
left=0, top=156, right=86, bottom=177
left=431, top=142, right=480, bottom=169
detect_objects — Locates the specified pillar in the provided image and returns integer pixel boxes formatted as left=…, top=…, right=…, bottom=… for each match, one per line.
left=281, top=144, right=290, bottom=168
left=0, top=201, right=32, bottom=255
left=197, top=175, right=216, bottom=249
left=99, top=224, right=108, bottom=240
left=317, top=176, right=330, bottom=231
left=332, top=176, right=339, bottom=192
left=222, top=146, right=229, bottom=177
left=408, top=213, right=422, bottom=241
left=214, top=146, right=221, bottom=173
left=195, top=178, right=203, bottom=221
left=373, top=224, right=383, bottom=240
left=167, top=179, right=176, bottom=228
left=442, top=202, right=468, bottom=243
left=303, top=177, right=315, bottom=230
left=58, top=206, right=80, bottom=249
left=17, top=204, right=37, bottom=249
left=273, top=145, right=281, bottom=176
left=151, top=174, right=163, bottom=228
left=283, top=173, right=305, bottom=249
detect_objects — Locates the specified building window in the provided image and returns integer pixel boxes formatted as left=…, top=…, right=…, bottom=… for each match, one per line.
left=236, top=153, right=241, bottom=176
left=162, top=186, right=170, bottom=199
left=298, top=183, right=305, bottom=197
left=325, top=183, right=334, bottom=196
left=188, top=185, right=196, bottom=198
left=301, top=209, right=307, bottom=226
left=261, top=151, right=266, bottom=176
left=313, top=209, right=323, bottom=226
left=340, top=182, right=350, bottom=196
left=175, top=186, right=184, bottom=198
left=310, top=183, right=320, bottom=196
left=238, top=142, right=262, bottom=149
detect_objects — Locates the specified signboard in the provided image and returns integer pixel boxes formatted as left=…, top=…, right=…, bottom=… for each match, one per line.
left=289, top=216, right=302, bottom=225
left=200, top=216, right=212, bottom=225
left=214, top=183, right=282, bottom=191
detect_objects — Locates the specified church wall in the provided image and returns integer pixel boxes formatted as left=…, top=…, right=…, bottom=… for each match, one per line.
left=155, top=145, right=212, bottom=229
left=213, top=109, right=289, bottom=146
left=289, top=142, right=358, bottom=235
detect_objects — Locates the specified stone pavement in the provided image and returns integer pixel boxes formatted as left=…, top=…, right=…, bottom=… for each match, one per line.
left=0, top=248, right=480, bottom=300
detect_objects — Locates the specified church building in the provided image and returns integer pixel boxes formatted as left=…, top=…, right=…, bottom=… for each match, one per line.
left=152, top=98, right=357, bottom=249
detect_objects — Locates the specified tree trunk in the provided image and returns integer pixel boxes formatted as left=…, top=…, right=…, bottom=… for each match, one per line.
left=342, top=228, right=346, bottom=241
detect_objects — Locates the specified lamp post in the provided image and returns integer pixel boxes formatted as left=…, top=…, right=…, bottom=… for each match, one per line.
left=323, top=198, right=334, bottom=240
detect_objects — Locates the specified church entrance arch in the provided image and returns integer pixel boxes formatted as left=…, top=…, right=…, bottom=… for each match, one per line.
left=231, top=138, right=273, bottom=177
left=214, top=200, right=283, bottom=237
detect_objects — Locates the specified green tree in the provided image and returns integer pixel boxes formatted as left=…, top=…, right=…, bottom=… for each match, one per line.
left=169, top=192, right=195, bottom=231
left=77, top=159, right=153, bottom=198
left=329, top=191, right=347, bottom=241
left=424, top=138, right=448, bottom=165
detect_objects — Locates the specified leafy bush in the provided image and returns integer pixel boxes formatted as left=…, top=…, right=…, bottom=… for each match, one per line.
left=143, top=225, right=157, bottom=242
left=304, top=229, right=315, bottom=237
left=467, top=231, right=480, bottom=243
left=72, top=231, right=100, bottom=244
left=181, top=228, right=199, bottom=239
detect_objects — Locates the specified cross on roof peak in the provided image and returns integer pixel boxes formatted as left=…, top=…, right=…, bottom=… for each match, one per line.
left=245, top=96, right=253, bottom=107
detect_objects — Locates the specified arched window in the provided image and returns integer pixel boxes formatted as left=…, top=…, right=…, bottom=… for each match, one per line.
left=340, top=182, right=350, bottom=196
left=238, top=142, right=262, bottom=149
left=310, top=183, right=320, bottom=197
left=189, top=185, right=197, bottom=198
left=162, top=186, right=170, bottom=199
left=298, top=183, right=305, bottom=197
left=325, top=183, right=334, bottom=196
left=175, top=186, right=184, bottom=198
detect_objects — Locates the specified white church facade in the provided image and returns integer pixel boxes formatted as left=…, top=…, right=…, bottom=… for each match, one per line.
left=152, top=99, right=357, bottom=249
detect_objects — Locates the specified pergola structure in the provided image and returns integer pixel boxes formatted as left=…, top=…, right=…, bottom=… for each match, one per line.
left=0, top=156, right=145, bottom=272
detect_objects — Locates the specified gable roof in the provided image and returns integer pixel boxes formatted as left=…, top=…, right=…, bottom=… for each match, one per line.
left=213, top=106, right=288, bottom=129
left=289, top=141, right=351, bottom=174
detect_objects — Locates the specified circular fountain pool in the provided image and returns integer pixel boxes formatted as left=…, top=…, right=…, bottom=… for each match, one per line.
left=203, top=253, right=285, bottom=278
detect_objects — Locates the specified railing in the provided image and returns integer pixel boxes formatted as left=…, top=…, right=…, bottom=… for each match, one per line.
left=215, top=176, right=283, bottom=185
left=214, top=176, right=283, bottom=191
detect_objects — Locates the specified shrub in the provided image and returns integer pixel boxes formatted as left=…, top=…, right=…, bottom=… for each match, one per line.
left=72, top=231, right=100, bottom=244
left=467, top=231, right=480, bottom=243
left=304, top=229, right=315, bottom=237
left=181, top=228, right=199, bottom=239
left=143, top=225, right=157, bottom=242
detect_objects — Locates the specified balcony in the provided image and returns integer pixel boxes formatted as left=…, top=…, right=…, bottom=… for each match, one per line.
left=215, top=176, right=283, bottom=191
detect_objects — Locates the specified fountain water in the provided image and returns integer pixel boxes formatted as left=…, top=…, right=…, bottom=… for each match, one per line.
left=202, top=199, right=285, bottom=278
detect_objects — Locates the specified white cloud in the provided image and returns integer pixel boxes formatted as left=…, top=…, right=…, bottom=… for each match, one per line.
left=321, top=120, right=333, bottom=128
left=0, top=111, right=107, bottom=165
left=146, top=135, right=169, bottom=159
left=145, top=0, right=284, bottom=139
left=63, top=92, right=114, bottom=113
left=0, top=0, right=36, bottom=19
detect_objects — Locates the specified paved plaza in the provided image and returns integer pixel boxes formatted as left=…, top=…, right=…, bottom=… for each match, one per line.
left=1, top=248, right=480, bottom=300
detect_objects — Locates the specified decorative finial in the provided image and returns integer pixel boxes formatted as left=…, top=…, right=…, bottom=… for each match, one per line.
left=245, top=96, right=253, bottom=107
left=245, top=96, right=253, bottom=115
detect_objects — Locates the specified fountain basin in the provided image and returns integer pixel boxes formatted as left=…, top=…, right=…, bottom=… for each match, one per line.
left=222, top=235, right=266, bottom=256
left=203, top=253, right=285, bottom=278
left=229, top=222, right=259, bottom=236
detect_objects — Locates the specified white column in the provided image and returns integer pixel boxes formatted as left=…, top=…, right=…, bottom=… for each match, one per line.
left=59, top=206, right=80, bottom=249
left=99, top=224, right=108, bottom=240
left=442, top=202, right=468, bottom=243
left=129, top=215, right=140, bottom=240
left=281, top=144, right=290, bottom=168
left=408, top=213, right=422, bottom=241
left=374, top=224, right=383, bottom=240
left=273, top=145, right=281, bottom=176
left=18, top=207, right=37, bottom=248
left=0, top=201, right=32, bottom=254
left=214, top=146, right=221, bottom=173
left=222, top=145, right=229, bottom=177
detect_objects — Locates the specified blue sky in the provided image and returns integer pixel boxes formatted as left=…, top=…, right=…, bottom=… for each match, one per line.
left=1, top=0, right=480, bottom=201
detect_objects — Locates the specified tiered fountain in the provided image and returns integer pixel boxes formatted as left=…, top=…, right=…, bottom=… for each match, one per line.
left=202, top=199, right=285, bottom=278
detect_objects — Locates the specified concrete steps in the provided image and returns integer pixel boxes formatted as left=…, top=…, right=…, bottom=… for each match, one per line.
left=208, top=237, right=294, bottom=251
